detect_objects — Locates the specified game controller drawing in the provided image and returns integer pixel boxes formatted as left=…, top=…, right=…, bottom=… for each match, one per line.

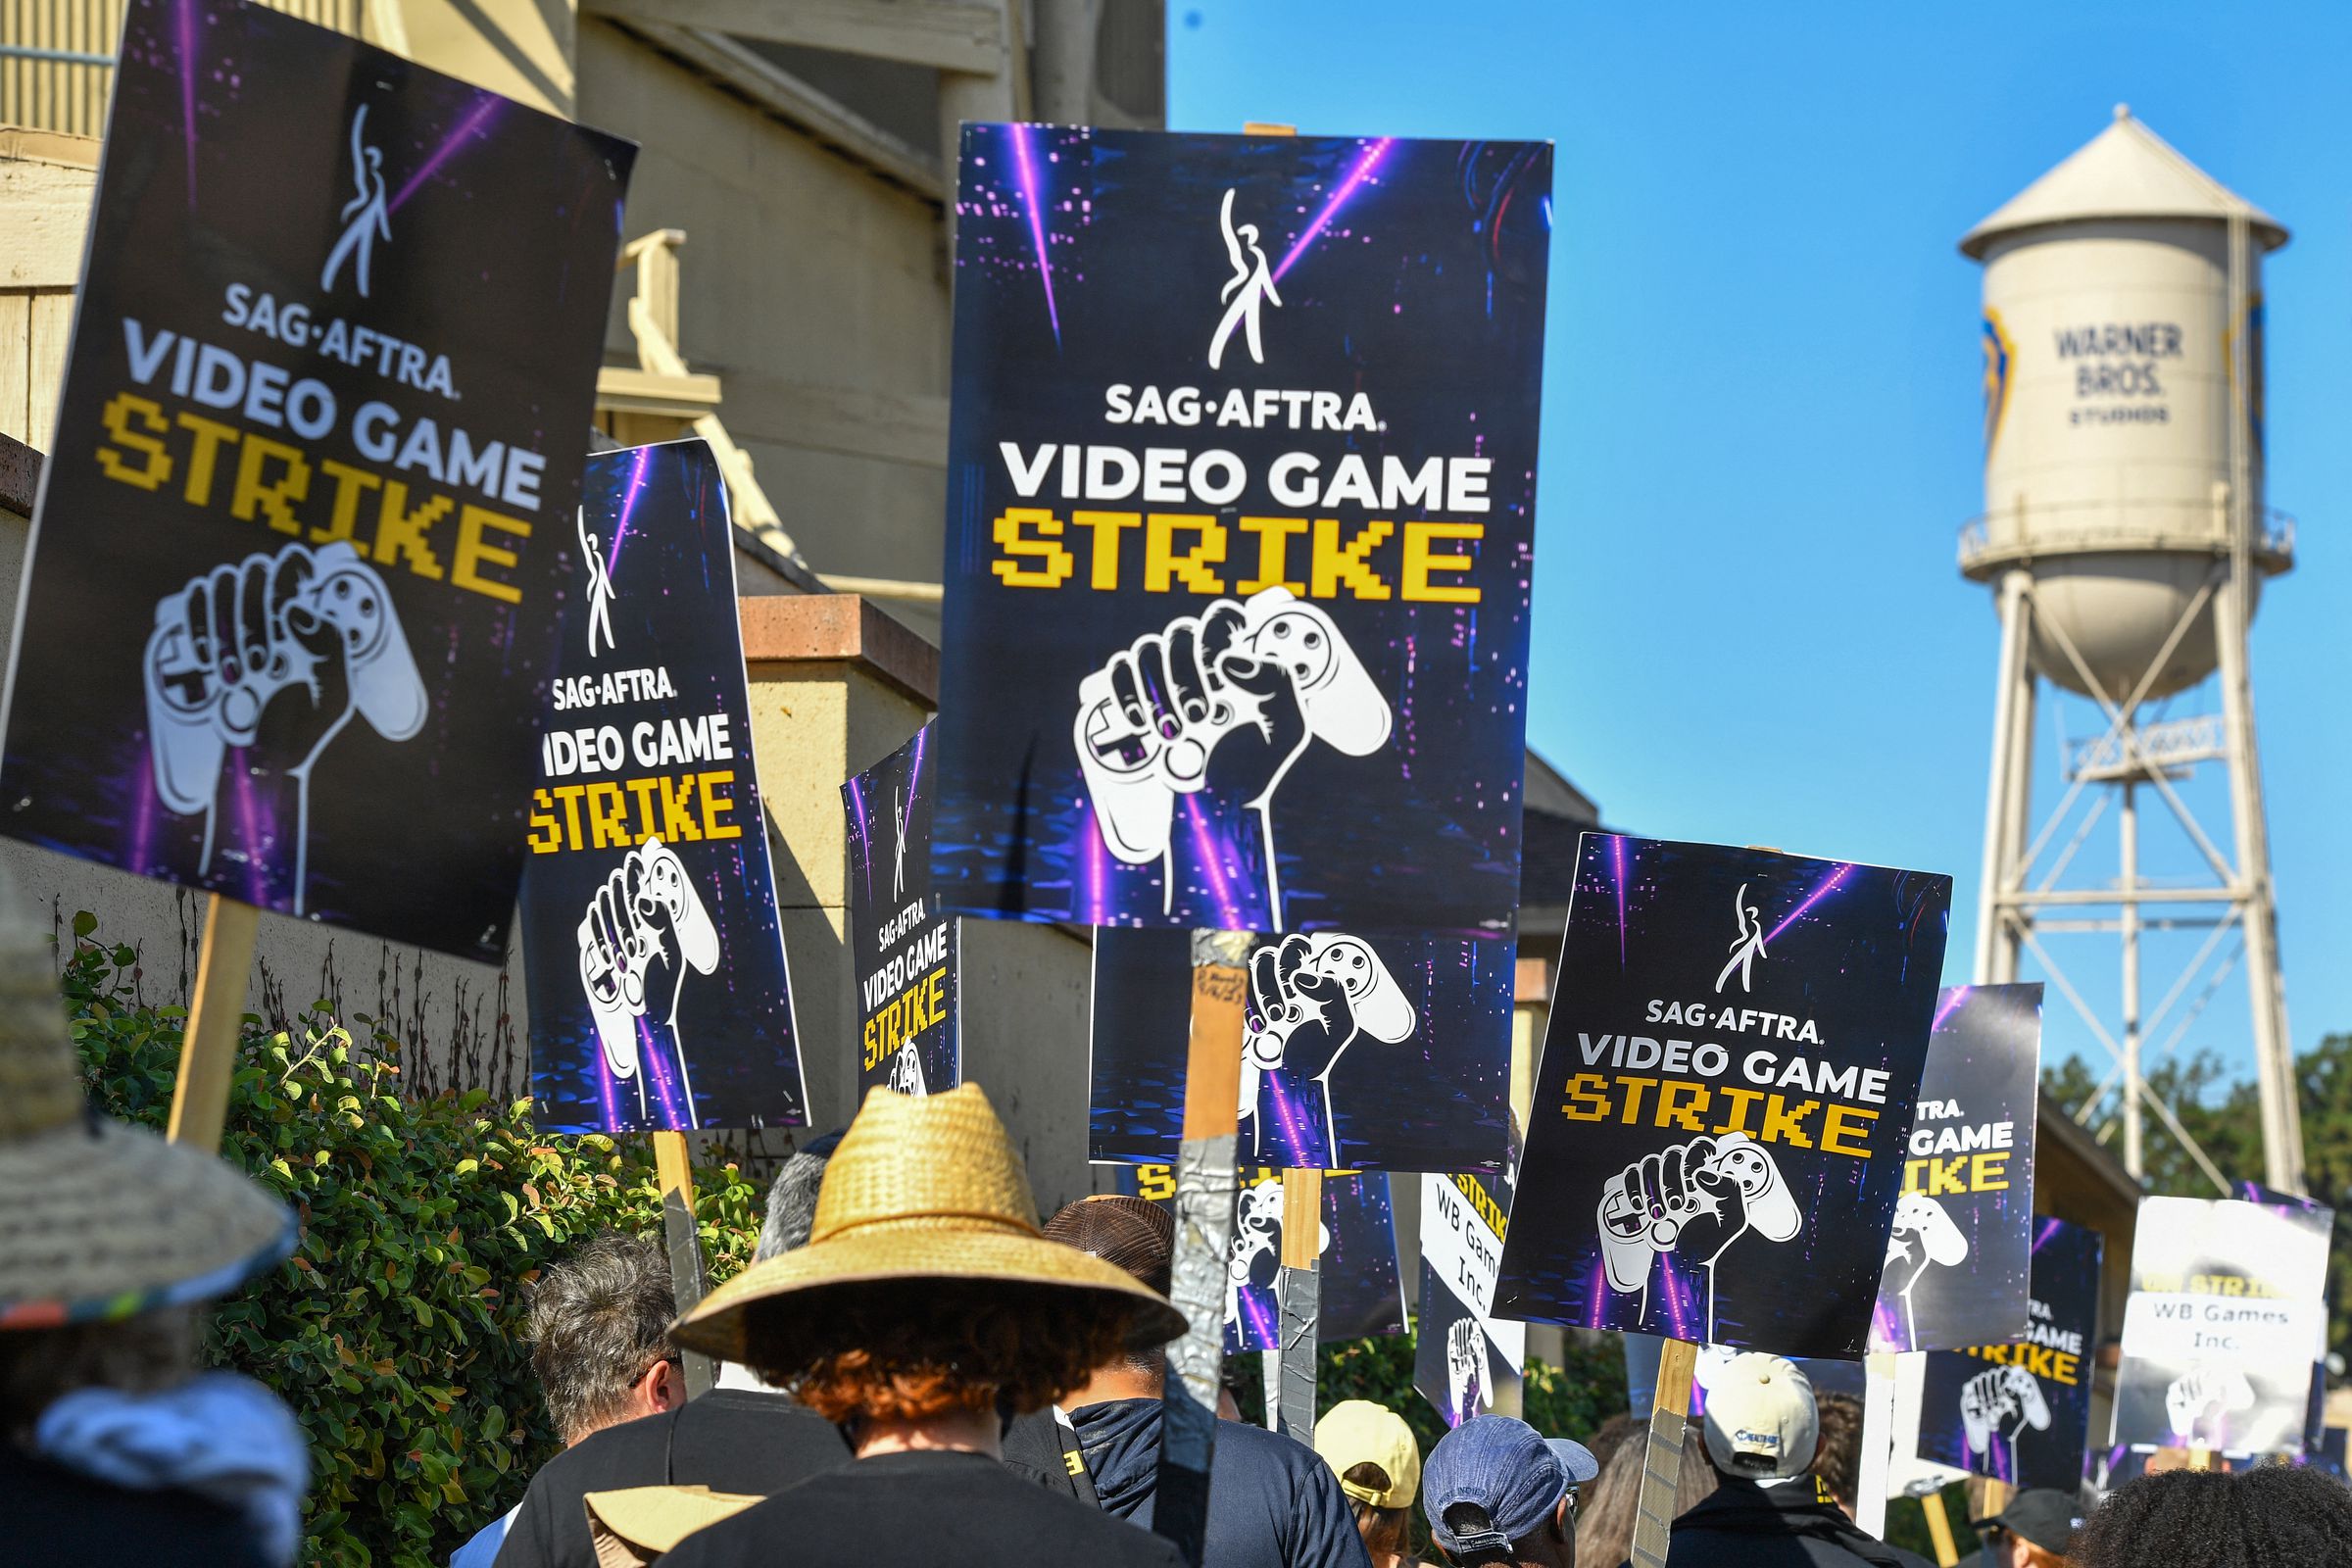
left=1224, top=1178, right=1329, bottom=1339
left=145, top=540, right=426, bottom=914
left=1960, top=1363, right=2051, bottom=1476
left=1883, top=1192, right=1970, bottom=1348
left=2165, top=1367, right=2256, bottom=1446
left=1074, top=587, right=1391, bottom=928
left=1446, top=1317, right=1491, bottom=1425
left=1597, top=1132, right=1801, bottom=1343
left=1238, top=932, right=1416, bottom=1164
left=886, top=1033, right=928, bottom=1097
left=576, top=836, right=720, bottom=1126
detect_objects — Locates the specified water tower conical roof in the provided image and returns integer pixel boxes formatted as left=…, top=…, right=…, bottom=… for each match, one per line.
left=1959, top=104, right=2286, bottom=258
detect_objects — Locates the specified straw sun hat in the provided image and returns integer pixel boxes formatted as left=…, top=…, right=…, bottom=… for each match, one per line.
left=0, top=873, right=294, bottom=1329
left=674, top=1084, right=1188, bottom=1364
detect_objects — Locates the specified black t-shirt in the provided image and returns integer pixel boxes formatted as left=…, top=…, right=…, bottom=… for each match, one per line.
left=0, top=1439, right=270, bottom=1566
left=1657, top=1476, right=1934, bottom=1568
left=493, top=1390, right=851, bottom=1568
left=661, top=1449, right=1190, bottom=1568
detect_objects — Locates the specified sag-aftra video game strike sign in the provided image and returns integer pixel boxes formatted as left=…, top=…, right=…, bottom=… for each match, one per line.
left=0, top=0, right=632, bottom=960
left=1492, top=836, right=1951, bottom=1357
left=932, top=127, right=1552, bottom=937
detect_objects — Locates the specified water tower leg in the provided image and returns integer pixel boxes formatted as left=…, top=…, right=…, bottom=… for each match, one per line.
left=2212, top=567, right=2305, bottom=1193
left=2119, top=781, right=2143, bottom=1181
left=1974, top=569, right=2034, bottom=985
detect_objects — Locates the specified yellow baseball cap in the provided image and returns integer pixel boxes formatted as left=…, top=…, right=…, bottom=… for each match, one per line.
left=1315, top=1399, right=1423, bottom=1508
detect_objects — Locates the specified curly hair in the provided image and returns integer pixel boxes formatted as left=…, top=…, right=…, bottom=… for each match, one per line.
left=2074, top=1464, right=2352, bottom=1568
left=745, top=1279, right=1138, bottom=1424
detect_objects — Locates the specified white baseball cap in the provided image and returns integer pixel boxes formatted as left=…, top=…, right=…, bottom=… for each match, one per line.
left=1700, top=1352, right=1819, bottom=1480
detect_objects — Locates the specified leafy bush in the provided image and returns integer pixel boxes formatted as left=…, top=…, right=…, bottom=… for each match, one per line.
left=63, top=916, right=764, bottom=1567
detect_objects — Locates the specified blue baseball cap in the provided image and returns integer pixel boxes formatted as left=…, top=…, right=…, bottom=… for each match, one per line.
left=1421, top=1416, right=1600, bottom=1555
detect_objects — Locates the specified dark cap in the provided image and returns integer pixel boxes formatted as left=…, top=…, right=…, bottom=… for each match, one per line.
left=1975, top=1489, right=2085, bottom=1554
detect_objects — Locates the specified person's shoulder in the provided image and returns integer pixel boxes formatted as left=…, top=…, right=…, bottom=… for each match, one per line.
left=0, top=1446, right=270, bottom=1567
left=666, top=1457, right=1180, bottom=1567
left=1212, top=1417, right=1340, bottom=1488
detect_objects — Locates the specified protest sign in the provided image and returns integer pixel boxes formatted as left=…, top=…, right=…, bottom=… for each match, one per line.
left=1419, top=1163, right=1525, bottom=1427
left=1089, top=926, right=1512, bottom=1171
left=844, top=723, right=960, bottom=1098
left=1491, top=835, right=1951, bottom=1356
left=933, top=126, right=1552, bottom=937
left=0, top=0, right=632, bottom=960
left=2114, top=1195, right=2331, bottom=1455
left=1222, top=1168, right=1404, bottom=1352
left=1869, top=983, right=2043, bottom=1352
left=520, top=441, right=805, bottom=1133
left=1909, top=1216, right=2103, bottom=1491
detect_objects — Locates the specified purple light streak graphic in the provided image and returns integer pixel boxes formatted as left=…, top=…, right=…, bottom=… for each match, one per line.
left=845, top=776, right=870, bottom=902
left=1932, top=985, right=1972, bottom=1033
left=1264, top=1071, right=1318, bottom=1164
left=1004, top=124, right=1060, bottom=346
left=125, top=760, right=158, bottom=874
left=389, top=94, right=502, bottom=215
left=597, top=1049, right=621, bottom=1131
left=1765, top=863, right=1853, bottom=947
left=175, top=0, right=200, bottom=205
left=605, top=445, right=655, bottom=572
left=1273, top=138, right=1395, bottom=282
left=635, top=1018, right=687, bottom=1128
left=1076, top=812, right=1112, bottom=926
left=226, top=753, right=267, bottom=906
left=1610, top=835, right=1629, bottom=969
left=1182, top=795, right=1244, bottom=928
left=1240, top=1288, right=1277, bottom=1350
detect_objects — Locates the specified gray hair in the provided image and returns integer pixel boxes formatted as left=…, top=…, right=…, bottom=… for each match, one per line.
left=527, top=1231, right=674, bottom=1443
left=757, top=1140, right=837, bottom=1260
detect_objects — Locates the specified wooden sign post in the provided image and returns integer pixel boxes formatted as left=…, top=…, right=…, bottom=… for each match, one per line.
left=1153, top=929, right=1250, bottom=1568
left=165, top=895, right=262, bottom=1153
left=1273, top=1164, right=1323, bottom=1443
left=1628, top=1337, right=1700, bottom=1568
left=1920, top=1493, right=1961, bottom=1567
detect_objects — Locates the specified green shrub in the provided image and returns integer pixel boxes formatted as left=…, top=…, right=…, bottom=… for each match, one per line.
left=62, top=916, right=763, bottom=1567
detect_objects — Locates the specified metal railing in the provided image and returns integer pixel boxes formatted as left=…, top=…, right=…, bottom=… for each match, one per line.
left=1957, top=500, right=2297, bottom=569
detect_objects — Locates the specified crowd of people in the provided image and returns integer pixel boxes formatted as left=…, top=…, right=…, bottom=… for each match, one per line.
left=1, top=894, right=2350, bottom=1564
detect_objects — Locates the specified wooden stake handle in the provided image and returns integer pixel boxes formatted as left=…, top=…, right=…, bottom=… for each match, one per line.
left=1629, top=1338, right=1699, bottom=1568
left=1280, top=1168, right=1323, bottom=1268
left=1922, top=1493, right=1960, bottom=1567
left=167, top=895, right=261, bottom=1153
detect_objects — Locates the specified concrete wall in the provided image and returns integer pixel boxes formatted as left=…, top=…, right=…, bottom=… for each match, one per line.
left=575, top=20, right=952, bottom=627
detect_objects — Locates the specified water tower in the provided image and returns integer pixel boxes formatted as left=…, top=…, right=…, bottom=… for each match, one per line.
left=1962, top=106, right=2303, bottom=1192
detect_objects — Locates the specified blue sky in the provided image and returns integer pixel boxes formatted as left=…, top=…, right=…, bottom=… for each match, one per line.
left=1170, top=3, right=2352, bottom=1106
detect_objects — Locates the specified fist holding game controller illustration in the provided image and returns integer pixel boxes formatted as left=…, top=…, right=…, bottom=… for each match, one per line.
left=144, top=541, right=425, bottom=912
left=1596, top=1133, right=1800, bottom=1340
left=1446, top=1317, right=1491, bottom=1424
left=1073, top=587, right=1391, bottom=926
left=1882, top=1192, right=1969, bottom=1346
left=1238, top=932, right=1415, bottom=1163
left=1960, top=1364, right=2050, bottom=1459
left=2165, top=1367, right=2256, bottom=1444
left=576, top=836, right=720, bottom=1126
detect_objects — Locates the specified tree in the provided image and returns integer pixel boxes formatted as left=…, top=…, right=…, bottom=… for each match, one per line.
left=2044, top=1036, right=2352, bottom=1361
